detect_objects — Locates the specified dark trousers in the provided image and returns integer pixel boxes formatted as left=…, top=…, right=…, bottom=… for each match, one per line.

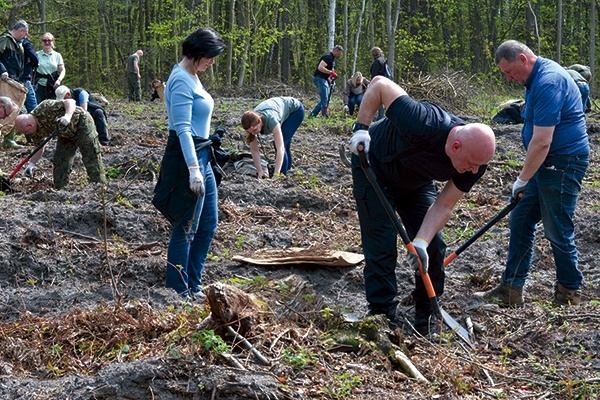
left=351, top=156, right=446, bottom=312
left=90, top=107, right=109, bottom=144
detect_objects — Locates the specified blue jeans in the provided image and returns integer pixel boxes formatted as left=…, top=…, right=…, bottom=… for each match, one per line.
left=576, top=82, right=590, bottom=113
left=310, top=76, right=329, bottom=117
left=277, top=105, right=305, bottom=174
left=165, top=148, right=218, bottom=296
left=347, top=93, right=363, bottom=116
left=503, top=154, right=589, bottom=290
left=21, top=80, right=37, bottom=112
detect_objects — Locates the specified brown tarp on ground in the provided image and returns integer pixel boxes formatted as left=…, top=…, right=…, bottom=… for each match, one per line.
left=0, top=78, right=27, bottom=136
left=233, top=247, right=364, bottom=267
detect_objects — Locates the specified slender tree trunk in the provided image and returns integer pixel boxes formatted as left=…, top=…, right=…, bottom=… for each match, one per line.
left=352, top=0, right=366, bottom=75
left=387, top=0, right=401, bottom=77
left=37, top=0, right=47, bottom=32
left=556, top=0, right=563, bottom=63
left=343, top=0, right=348, bottom=82
left=281, top=0, right=290, bottom=83
left=226, top=0, right=236, bottom=85
left=591, top=0, right=596, bottom=93
left=328, top=0, right=336, bottom=50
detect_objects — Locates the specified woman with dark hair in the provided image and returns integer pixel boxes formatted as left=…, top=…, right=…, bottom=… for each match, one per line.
left=153, top=27, right=225, bottom=300
left=241, top=96, right=304, bottom=178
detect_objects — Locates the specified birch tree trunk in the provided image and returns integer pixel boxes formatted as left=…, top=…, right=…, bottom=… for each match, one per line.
left=328, top=0, right=336, bottom=50
left=352, top=0, right=366, bottom=75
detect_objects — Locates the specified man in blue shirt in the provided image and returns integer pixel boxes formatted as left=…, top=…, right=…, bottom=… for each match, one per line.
left=476, top=40, right=589, bottom=307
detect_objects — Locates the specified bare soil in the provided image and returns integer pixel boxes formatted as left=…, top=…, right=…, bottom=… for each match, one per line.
left=0, top=87, right=599, bottom=400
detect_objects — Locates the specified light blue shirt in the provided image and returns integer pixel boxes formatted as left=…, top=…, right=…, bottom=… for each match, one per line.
left=165, top=64, right=214, bottom=165
left=75, top=90, right=89, bottom=106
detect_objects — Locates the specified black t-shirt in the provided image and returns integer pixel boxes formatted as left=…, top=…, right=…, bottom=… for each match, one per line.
left=369, top=95, right=486, bottom=193
left=313, top=52, right=334, bottom=79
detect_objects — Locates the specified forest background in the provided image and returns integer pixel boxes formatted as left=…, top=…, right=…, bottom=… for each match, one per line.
left=1, top=0, right=598, bottom=101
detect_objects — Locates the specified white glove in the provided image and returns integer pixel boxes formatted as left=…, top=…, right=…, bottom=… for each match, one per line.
left=407, top=238, right=429, bottom=274
left=1, top=72, right=8, bottom=81
left=512, top=177, right=528, bottom=199
left=188, top=166, right=205, bottom=196
left=348, top=129, right=370, bottom=155
left=24, top=162, right=35, bottom=178
left=57, top=115, right=71, bottom=127
left=343, top=105, right=349, bottom=113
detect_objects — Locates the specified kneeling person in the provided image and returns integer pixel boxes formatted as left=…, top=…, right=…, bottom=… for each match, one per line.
left=15, top=98, right=106, bottom=189
left=55, top=85, right=110, bottom=145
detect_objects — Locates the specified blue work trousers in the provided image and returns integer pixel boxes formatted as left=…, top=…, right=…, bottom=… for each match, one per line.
left=503, top=154, right=589, bottom=290
left=165, top=147, right=218, bottom=296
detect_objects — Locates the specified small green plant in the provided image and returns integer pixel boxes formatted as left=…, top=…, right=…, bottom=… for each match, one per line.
left=278, top=279, right=295, bottom=295
left=207, top=249, right=230, bottom=261
left=105, top=165, right=121, bottom=180
left=453, top=375, right=473, bottom=394
left=320, top=307, right=333, bottom=318
left=234, top=235, right=245, bottom=248
left=282, top=347, right=317, bottom=370
left=191, top=330, right=230, bottom=355
left=46, top=362, right=65, bottom=376
left=500, top=346, right=512, bottom=368
left=111, top=234, right=130, bottom=255
left=321, top=372, right=363, bottom=399
left=116, top=193, right=134, bottom=208
left=49, top=344, right=62, bottom=355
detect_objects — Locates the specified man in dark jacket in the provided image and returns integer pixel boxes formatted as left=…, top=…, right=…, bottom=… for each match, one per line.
left=0, top=20, right=29, bottom=147
left=20, top=35, right=38, bottom=112
left=0, top=20, right=28, bottom=81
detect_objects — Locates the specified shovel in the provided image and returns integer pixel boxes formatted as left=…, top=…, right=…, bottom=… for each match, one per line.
left=0, top=125, right=62, bottom=191
left=357, top=145, right=475, bottom=349
left=444, top=193, right=523, bottom=267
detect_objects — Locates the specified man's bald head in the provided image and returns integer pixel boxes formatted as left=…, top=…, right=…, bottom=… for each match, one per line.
left=447, top=123, right=496, bottom=174
left=459, top=123, right=496, bottom=164
left=15, top=114, right=38, bottom=135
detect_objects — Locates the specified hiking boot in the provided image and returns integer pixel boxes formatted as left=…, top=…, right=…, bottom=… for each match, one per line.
left=192, top=290, right=206, bottom=301
left=553, top=283, right=581, bottom=306
left=2, top=129, right=21, bottom=148
left=413, top=302, right=435, bottom=336
left=473, top=284, right=523, bottom=307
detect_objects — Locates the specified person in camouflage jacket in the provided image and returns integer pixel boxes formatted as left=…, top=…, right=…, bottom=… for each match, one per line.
left=14, top=99, right=106, bottom=189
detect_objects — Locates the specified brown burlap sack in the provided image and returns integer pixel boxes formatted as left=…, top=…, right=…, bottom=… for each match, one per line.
left=0, top=78, right=27, bottom=136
